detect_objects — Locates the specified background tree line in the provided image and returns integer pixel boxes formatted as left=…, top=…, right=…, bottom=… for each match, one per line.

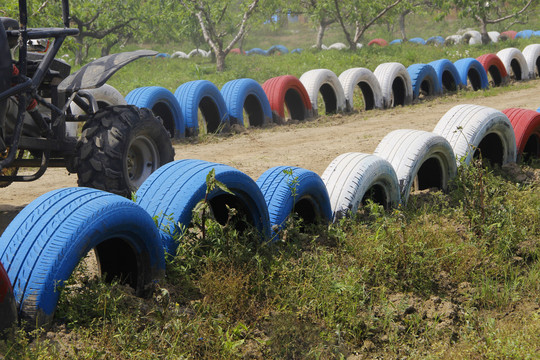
left=2, top=0, right=538, bottom=70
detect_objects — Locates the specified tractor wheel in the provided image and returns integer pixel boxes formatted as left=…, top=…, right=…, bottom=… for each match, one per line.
left=75, top=105, right=174, bottom=197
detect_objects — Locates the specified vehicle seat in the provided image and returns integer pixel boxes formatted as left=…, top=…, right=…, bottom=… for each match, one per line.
left=0, top=17, right=19, bottom=49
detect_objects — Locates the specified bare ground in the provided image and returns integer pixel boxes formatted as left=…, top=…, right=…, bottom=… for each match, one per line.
left=1, top=80, right=540, bottom=234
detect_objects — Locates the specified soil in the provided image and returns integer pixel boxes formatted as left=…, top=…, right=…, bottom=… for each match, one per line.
left=1, top=80, right=540, bottom=235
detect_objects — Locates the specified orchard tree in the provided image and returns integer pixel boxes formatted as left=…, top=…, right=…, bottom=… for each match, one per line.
left=178, top=0, right=263, bottom=72
left=436, top=0, right=535, bottom=44
left=333, top=0, right=403, bottom=50
left=295, top=0, right=336, bottom=49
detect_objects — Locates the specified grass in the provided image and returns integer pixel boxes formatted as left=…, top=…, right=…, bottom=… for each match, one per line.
left=1, top=160, right=539, bottom=359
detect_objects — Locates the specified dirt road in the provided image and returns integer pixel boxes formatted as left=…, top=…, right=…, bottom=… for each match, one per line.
left=1, top=80, right=539, bottom=233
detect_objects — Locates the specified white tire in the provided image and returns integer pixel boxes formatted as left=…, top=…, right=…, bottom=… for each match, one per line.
left=373, top=62, right=413, bottom=108
left=69, top=84, right=127, bottom=137
left=444, top=34, right=463, bottom=45
left=328, top=42, right=347, bottom=50
left=433, top=104, right=517, bottom=166
left=374, top=129, right=457, bottom=204
left=522, top=44, right=540, bottom=79
left=356, top=43, right=363, bottom=49
left=338, top=67, right=384, bottom=111
left=464, top=30, right=482, bottom=45
left=171, top=51, right=188, bottom=59
left=496, top=47, right=530, bottom=80
left=488, top=31, right=500, bottom=43
left=321, top=152, right=400, bottom=220
left=187, top=49, right=207, bottom=58
left=299, top=69, right=347, bottom=115
left=321, top=44, right=328, bottom=50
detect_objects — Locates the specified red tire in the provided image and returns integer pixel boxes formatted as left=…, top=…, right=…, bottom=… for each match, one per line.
left=368, top=38, right=388, bottom=47
left=262, top=75, right=313, bottom=123
left=230, top=48, right=245, bottom=55
left=500, top=30, right=517, bottom=40
left=476, top=53, right=508, bottom=87
left=502, top=108, right=540, bottom=161
left=0, top=261, right=17, bottom=333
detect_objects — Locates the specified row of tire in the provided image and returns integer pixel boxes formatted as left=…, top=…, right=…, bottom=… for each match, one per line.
left=1, top=101, right=539, bottom=331
left=119, top=45, right=540, bottom=139
left=158, top=29, right=540, bottom=59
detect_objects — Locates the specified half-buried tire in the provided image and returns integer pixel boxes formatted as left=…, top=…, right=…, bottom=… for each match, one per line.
left=502, top=108, right=540, bottom=161
left=174, top=80, right=229, bottom=136
left=136, top=159, right=271, bottom=255
left=407, top=63, right=442, bottom=99
left=126, top=86, right=185, bottom=138
left=496, top=47, right=530, bottom=81
left=433, top=104, right=517, bottom=166
left=321, top=152, right=400, bottom=221
left=454, top=58, right=489, bottom=90
left=262, top=75, right=313, bottom=123
left=299, top=69, right=347, bottom=116
left=428, top=59, right=460, bottom=93
left=338, top=68, right=384, bottom=111
left=476, top=53, right=508, bottom=87
left=374, top=129, right=457, bottom=205
left=256, top=166, right=332, bottom=237
left=373, top=62, right=413, bottom=108
left=221, top=78, right=272, bottom=127
left=522, top=44, right=540, bottom=79
left=0, top=187, right=165, bottom=328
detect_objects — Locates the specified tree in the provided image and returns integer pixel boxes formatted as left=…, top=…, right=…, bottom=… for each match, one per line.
left=436, top=0, right=535, bottom=44
left=295, top=0, right=336, bottom=49
left=333, top=0, right=403, bottom=50
left=178, top=0, right=263, bottom=72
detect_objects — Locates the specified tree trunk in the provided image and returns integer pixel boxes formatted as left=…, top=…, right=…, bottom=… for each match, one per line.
left=74, top=37, right=84, bottom=65
left=316, top=23, right=327, bottom=49
left=399, top=10, right=411, bottom=41
left=216, top=50, right=226, bottom=72
left=480, top=20, right=490, bottom=44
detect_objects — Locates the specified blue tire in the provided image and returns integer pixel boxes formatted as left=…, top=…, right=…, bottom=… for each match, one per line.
left=291, top=48, right=303, bottom=54
left=407, top=63, right=442, bottom=99
left=126, top=86, right=185, bottom=138
left=390, top=39, right=402, bottom=45
left=428, top=59, right=460, bottom=92
left=136, top=159, right=271, bottom=254
left=221, top=78, right=272, bottom=127
left=246, top=48, right=268, bottom=56
left=174, top=80, right=229, bottom=136
left=515, top=30, right=533, bottom=39
left=454, top=58, right=489, bottom=90
left=409, top=37, right=426, bottom=45
left=0, top=187, right=165, bottom=327
left=426, top=36, right=444, bottom=45
left=267, top=45, right=289, bottom=55
left=534, top=31, right=540, bottom=37
left=256, top=166, right=332, bottom=237
left=155, top=53, right=170, bottom=58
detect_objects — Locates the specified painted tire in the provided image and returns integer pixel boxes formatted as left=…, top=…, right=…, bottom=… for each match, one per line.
left=267, top=45, right=289, bottom=55
left=390, top=39, right=403, bottom=45
left=126, top=86, right=185, bottom=138
left=256, top=166, right=332, bottom=235
left=155, top=53, right=170, bottom=58
left=174, top=80, right=229, bottom=136
left=373, top=62, right=413, bottom=108
left=321, top=152, right=400, bottom=221
left=500, top=30, right=517, bottom=40
left=0, top=260, right=17, bottom=333
left=407, top=63, right=442, bottom=99
left=502, top=108, right=540, bottom=161
left=488, top=31, right=500, bottom=43
left=0, top=187, right=165, bottom=327
left=522, top=44, right=540, bottom=79
left=291, top=48, right=303, bottom=54
left=426, top=36, right=445, bottom=45
left=515, top=30, right=534, bottom=39
left=409, top=37, right=426, bottom=45
left=188, top=49, right=209, bottom=58
left=433, top=104, right=516, bottom=166
left=476, top=53, right=508, bottom=87
left=374, top=129, right=457, bottom=204
left=246, top=48, right=268, bottom=56
left=328, top=42, right=347, bottom=50
left=428, top=59, right=460, bottom=92
left=171, top=51, right=188, bottom=58
left=368, top=38, right=388, bottom=47
left=221, top=78, right=272, bottom=127
left=338, top=67, right=384, bottom=111
left=262, top=75, right=313, bottom=123
left=299, top=69, right=347, bottom=115
left=136, top=159, right=271, bottom=254
left=496, top=47, right=530, bottom=81
left=454, top=58, right=489, bottom=90
left=464, top=30, right=482, bottom=45
left=444, top=35, right=463, bottom=45
left=230, top=48, right=245, bottom=55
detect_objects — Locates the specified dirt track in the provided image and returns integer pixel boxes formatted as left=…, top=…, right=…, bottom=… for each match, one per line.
left=1, top=80, right=540, bottom=234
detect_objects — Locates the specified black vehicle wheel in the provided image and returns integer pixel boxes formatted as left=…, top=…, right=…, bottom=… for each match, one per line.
left=75, top=105, right=174, bottom=197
